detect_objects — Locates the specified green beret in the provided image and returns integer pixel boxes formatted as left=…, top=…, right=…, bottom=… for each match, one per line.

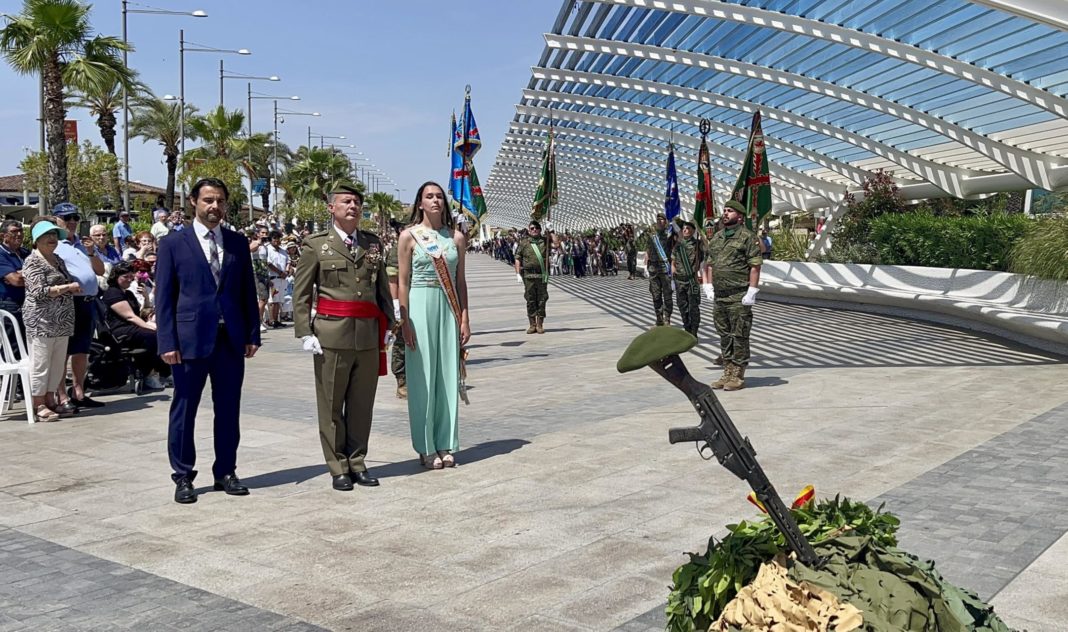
left=616, top=327, right=698, bottom=373
left=331, top=182, right=364, bottom=202
left=724, top=200, right=746, bottom=214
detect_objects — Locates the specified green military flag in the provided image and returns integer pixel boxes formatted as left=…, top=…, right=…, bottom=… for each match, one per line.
left=531, top=126, right=558, bottom=222
left=731, top=110, right=773, bottom=230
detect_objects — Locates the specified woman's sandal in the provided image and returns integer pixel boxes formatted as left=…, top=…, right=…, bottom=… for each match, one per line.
left=439, top=451, right=456, bottom=468
left=420, top=453, right=443, bottom=470
left=35, top=405, right=59, bottom=422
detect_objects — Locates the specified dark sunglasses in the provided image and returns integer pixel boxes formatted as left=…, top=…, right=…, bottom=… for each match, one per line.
left=63, top=215, right=81, bottom=222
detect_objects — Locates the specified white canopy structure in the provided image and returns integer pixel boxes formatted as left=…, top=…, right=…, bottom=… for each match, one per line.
left=485, top=0, right=1068, bottom=231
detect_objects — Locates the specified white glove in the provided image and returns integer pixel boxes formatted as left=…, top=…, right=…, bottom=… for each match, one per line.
left=301, top=335, right=323, bottom=355
left=702, top=284, right=715, bottom=301
left=516, top=273, right=523, bottom=284
left=392, top=298, right=401, bottom=321
left=670, top=280, right=677, bottom=293
left=741, top=287, right=759, bottom=306
left=384, top=330, right=395, bottom=347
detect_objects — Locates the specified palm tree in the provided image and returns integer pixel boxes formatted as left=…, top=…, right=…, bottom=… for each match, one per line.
left=285, top=147, right=355, bottom=202
left=129, top=97, right=198, bottom=208
left=187, top=105, right=245, bottom=160
left=68, top=74, right=148, bottom=205
left=366, top=191, right=404, bottom=221
left=1, top=0, right=133, bottom=204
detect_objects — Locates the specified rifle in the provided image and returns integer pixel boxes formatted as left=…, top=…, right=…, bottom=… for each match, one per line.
left=617, top=328, right=819, bottom=566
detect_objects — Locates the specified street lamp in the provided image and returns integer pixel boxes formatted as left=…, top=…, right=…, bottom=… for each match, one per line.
left=220, top=62, right=278, bottom=106
left=177, top=30, right=251, bottom=211
left=121, top=1, right=206, bottom=213
left=248, top=90, right=299, bottom=217
left=307, top=129, right=346, bottom=149
left=273, top=105, right=320, bottom=203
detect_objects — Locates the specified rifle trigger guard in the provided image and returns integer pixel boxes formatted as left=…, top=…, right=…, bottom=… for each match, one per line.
left=697, top=441, right=715, bottom=460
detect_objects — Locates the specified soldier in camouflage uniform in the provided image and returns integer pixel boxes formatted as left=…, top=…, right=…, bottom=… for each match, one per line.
left=385, top=221, right=406, bottom=399
left=515, top=220, right=549, bottom=334
left=703, top=200, right=762, bottom=391
left=645, top=213, right=674, bottom=326
left=672, top=219, right=705, bottom=337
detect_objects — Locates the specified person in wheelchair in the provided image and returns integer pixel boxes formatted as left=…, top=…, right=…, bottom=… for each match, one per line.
left=100, top=262, right=169, bottom=390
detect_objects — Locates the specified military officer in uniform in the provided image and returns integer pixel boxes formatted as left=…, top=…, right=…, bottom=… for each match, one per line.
left=515, top=219, right=550, bottom=334
left=672, top=218, right=705, bottom=337
left=385, top=219, right=406, bottom=399
left=645, top=212, right=674, bottom=326
left=702, top=200, right=762, bottom=391
left=293, top=183, right=395, bottom=491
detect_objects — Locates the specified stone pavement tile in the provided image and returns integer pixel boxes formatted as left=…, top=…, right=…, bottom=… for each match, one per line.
left=0, top=492, right=69, bottom=528
left=239, top=578, right=383, bottom=625
left=548, top=574, right=667, bottom=629
left=438, top=564, right=593, bottom=627
left=516, top=614, right=598, bottom=631
left=324, top=600, right=487, bottom=632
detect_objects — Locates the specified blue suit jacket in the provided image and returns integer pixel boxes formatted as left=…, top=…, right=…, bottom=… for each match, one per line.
left=156, top=224, right=261, bottom=360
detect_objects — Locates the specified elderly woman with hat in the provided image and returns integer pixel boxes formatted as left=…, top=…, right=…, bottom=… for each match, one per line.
left=22, top=217, right=81, bottom=421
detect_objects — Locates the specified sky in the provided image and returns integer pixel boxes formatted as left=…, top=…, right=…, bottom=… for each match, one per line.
left=0, top=0, right=559, bottom=206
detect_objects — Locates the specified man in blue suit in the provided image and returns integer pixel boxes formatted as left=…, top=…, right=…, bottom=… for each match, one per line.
left=156, top=178, right=261, bottom=504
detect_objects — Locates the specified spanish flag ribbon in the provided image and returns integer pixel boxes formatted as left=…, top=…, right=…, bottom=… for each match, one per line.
left=747, top=485, right=815, bottom=514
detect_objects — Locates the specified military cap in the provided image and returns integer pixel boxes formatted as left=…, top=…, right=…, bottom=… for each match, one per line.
left=617, top=327, right=697, bottom=373
left=655, top=212, right=667, bottom=220
left=330, top=182, right=364, bottom=203
left=528, top=220, right=542, bottom=230
left=678, top=218, right=696, bottom=230
left=724, top=200, right=746, bottom=214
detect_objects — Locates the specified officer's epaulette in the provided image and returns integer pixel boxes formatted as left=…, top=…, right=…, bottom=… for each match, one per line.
left=308, top=230, right=329, bottom=239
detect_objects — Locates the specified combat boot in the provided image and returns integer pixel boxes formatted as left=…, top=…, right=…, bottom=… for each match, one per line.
left=655, top=315, right=664, bottom=327
left=710, top=363, right=734, bottom=389
left=535, top=317, right=545, bottom=334
left=395, top=381, right=408, bottom=399
left=724, top=364, right=746, bottom=391
left=526, top=317, right=537, bottom=334
left=712, top=356, right=724, bottom=366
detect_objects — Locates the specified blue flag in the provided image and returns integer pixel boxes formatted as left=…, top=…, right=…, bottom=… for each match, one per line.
left=664, top=143, right=681, bottom=227
left=456, top=91, right=481, bottom=160
left=449, top=110, right=487, bottom=220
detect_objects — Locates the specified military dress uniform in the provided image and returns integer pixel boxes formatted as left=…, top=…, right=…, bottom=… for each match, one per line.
left=706, top=225, right=763, bottom=390
left=293, top=227, right=395, bottom=479
left=516, top=234, right=550, bottom=333
left=646, top=227, right=674, bottom=325
left=672, top=233, right=705, bottom=337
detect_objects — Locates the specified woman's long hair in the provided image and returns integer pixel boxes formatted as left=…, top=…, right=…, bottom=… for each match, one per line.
left=407, top=181, right=454, bottom=230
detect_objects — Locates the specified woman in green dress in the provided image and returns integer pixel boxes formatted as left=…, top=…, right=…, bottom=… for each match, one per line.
left=397, top=182, right=471, bottom=469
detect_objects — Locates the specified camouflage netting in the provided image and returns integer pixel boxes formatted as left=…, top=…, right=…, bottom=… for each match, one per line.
left=712, top=536, right=1014, bottom=632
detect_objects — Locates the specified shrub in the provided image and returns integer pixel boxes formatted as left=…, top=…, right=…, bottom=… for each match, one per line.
left=1009, top=216, right=1068, bottom=280
left=868, top=211, right=1031, bottom=270
left=666, top=497, right=899, bottom=632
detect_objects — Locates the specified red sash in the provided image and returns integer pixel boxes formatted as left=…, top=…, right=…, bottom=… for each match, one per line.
left=315, top=297, right=388, bottom=376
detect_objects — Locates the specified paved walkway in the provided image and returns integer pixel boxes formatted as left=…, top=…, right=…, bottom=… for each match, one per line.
left=1, top=254, right=1066, bottom=631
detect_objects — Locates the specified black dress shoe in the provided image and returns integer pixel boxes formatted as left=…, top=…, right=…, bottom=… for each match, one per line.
left=213, top=473, right=249, bottom=496
left=351, top=471, right=379, bottom=487
left=332, top=474, right=354, bottom=491
left=174, top=478, right=197, bottom=504
left=68, top=387, right=105, bottom=408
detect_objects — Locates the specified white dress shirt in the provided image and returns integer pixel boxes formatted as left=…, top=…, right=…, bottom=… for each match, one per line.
left=192, top=219, right=225, bottom=268
left=332, top=224, right=358, bottom=252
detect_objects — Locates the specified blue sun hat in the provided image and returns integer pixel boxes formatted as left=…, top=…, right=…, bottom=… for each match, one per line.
left=31, top=221, right=68, bottom=244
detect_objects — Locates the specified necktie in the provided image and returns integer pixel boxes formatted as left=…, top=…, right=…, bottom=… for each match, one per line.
left=206, top=230, right=221, bottom=284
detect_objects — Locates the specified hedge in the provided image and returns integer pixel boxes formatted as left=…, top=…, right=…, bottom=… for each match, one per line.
left=868, top=212, right=1032, bottom=271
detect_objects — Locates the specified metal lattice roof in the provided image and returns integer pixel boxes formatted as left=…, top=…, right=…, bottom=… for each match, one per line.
left=485, top=0, right=1068, bottom=230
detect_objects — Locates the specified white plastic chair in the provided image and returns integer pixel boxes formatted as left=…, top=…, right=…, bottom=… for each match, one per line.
left=0, top=309, right=34, bottom=424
